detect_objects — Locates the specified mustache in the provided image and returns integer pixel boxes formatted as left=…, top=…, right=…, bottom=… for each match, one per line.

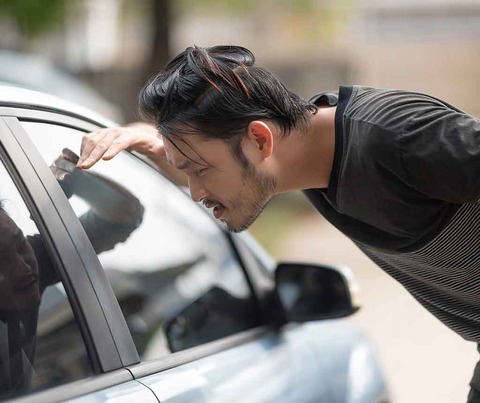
left=202, top=199, right=225, bottom=208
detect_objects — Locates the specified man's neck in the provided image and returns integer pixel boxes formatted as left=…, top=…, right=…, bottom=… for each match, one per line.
left=274, top=106, right=336, bottom=192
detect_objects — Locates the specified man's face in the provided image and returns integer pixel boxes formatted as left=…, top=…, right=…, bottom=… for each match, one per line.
left=164, top=134, right=276, bottom=232
left=0, top=212, right=40, bottom=310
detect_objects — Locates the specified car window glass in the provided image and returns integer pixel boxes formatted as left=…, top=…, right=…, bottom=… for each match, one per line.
left=0, top=158, right=92, bottom=400
left=23, top=121, right=261, bottom=359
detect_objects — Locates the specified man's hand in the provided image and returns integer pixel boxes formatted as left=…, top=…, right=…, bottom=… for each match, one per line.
left=78, top=123, right=188, bottom=187
left=77, top=123, right=164, bottom=169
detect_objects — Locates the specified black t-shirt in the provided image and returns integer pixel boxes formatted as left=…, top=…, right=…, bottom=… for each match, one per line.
left=305, top=86, right=480, bottom=253
left=305, top=86, right=480, bottom=342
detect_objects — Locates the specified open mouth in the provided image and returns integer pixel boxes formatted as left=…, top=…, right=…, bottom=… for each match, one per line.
left=204, top=200, right=226, bottom=219
left=213, top=204, right=225, bottom=219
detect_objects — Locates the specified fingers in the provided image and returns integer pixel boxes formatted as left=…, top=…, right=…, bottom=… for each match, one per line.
left=102, top=135, right=132, bottom=160
left=78, top=128, right=126, bottom=169
left=78, top=124, right=162, bottom=169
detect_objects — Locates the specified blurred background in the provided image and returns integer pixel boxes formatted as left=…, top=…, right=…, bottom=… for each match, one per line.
left=1, top=0, right=479, bottom=401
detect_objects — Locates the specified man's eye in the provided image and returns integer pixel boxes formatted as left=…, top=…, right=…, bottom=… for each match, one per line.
left=195, top=168, right=208, bottom=176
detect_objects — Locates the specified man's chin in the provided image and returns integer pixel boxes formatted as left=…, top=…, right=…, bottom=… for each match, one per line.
left=221, top=220, right=247, bottom=233
left=227, top=225, right=248, bottom=234
left=222, top=215, right=258, bottom=233
left=220, top=200, right=269, bottom=233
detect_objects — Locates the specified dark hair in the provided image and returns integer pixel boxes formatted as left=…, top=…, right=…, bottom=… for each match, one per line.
left=138, top=45, right=316, bottom=166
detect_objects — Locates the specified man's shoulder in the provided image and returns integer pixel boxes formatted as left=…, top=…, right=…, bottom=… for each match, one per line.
left=333, top=86, right=452, bottom=142
left=347, top=85, right=456, bottom=117
left=310, top=86, right=418, bottom=133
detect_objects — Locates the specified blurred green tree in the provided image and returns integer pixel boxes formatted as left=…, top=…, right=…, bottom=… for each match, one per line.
left=0, top=0, right=66, bottom=38
left=180, top=0, right=318, bottom=14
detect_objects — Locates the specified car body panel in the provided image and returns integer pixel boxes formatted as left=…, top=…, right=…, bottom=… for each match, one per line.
left=12, top=370, right=139, bottom=403
left=139, top=322, right=388, bottom=403
left=69, top=380, right=158, bottom=403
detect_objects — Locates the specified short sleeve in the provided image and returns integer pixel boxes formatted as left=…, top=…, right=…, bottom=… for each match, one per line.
left=400, top=106, right=480, bottom=203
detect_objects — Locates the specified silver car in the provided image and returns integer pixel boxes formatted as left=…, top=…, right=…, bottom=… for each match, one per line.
left=0, top=85, right=390, bottom=403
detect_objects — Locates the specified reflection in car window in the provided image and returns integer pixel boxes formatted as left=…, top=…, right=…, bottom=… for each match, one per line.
left=0, top=159, right=92, bottom=400
left=24, top=122, right=261, bottom=359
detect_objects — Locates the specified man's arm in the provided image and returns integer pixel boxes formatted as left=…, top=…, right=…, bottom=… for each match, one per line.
left=77, top=123, right=187, bottom=186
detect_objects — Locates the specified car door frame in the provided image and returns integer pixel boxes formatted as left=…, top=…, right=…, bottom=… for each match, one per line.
left=0, top=111, right=145, bottom=402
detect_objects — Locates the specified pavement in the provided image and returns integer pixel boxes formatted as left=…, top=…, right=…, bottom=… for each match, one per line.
left=277, top=212, right=477, bottom=403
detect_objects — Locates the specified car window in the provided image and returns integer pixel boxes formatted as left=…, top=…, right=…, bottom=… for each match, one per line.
left=23, top=121, right=262, bottom=359
left=0, top=157, right=92, bottom=400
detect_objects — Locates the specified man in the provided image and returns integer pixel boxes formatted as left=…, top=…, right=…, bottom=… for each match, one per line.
left=78, top=45, right=480, bottom=401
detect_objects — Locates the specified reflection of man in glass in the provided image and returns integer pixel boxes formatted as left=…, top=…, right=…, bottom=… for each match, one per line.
left=0, top=210, right=41, bottom=311
left=0, top=149, right=144, bottom=398
left=0, top=206, right=42, bottom=396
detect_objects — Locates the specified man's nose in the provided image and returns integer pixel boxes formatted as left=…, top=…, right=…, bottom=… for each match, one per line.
left=188, top=177, right=208, bottom=203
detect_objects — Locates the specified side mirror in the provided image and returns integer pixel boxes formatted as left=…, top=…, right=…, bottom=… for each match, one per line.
left=274, top=262, right=360, bottom=322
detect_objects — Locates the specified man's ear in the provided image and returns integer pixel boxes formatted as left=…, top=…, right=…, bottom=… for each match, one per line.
left=245, top=120, right=274, bottom=159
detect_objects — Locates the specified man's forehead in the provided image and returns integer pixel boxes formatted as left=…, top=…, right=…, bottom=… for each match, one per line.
left=167, top=155, right=193, bottom=170
left=164, top=136, right=211, bottom=168
left=164, top=141, right=193, bottom=167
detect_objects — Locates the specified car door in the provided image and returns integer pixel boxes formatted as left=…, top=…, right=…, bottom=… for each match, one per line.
left=0, top=116, right=158, bottom=402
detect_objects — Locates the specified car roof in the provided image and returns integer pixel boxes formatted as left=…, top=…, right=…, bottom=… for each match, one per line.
left=0, top=84, right=118, bottom=128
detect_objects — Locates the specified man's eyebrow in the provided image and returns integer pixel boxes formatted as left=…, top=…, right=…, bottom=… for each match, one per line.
left=174, top=159, right=209, bottom=170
